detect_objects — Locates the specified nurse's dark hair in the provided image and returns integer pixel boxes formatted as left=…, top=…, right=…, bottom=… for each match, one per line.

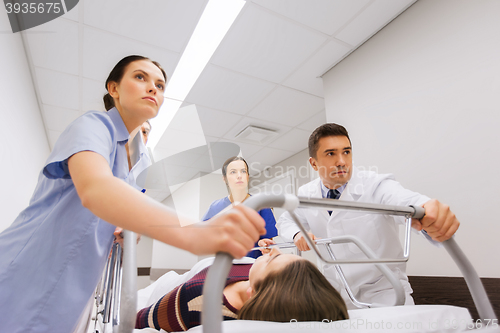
left=103, top=55, right=167, bottom=111
left=238, top=259, right=349, bottom=322
left=308, top=123, right=351, bottom=159
left=221, top=156, right=249, bottom=193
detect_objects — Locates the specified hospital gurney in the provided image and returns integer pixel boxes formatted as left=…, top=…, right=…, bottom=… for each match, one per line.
left=92, top=233, right=138, bottom=333
left=104, top=193, right=498, bottom=333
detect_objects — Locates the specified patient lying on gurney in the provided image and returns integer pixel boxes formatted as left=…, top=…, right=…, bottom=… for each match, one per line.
left=136, top=246, right=348, bottom=331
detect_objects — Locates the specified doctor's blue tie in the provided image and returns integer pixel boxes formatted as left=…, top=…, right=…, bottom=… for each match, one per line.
left=327, top=189, right=340, bottom=215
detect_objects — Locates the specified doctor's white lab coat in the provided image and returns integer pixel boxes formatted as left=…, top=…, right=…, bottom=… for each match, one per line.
left=277, top=166, right=430, bottom=308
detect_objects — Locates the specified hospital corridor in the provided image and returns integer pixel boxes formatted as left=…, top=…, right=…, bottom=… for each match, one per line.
left=0, top=0, right=499, bottom=332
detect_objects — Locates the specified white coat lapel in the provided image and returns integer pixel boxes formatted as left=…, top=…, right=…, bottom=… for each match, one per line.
left=328, top=166, right=364, bottom=222
left=308, top=178, right=331, bottom=222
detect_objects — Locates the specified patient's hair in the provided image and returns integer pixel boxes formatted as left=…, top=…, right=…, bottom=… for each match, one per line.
left=103, top=55, right=167, bottom=111
left=308, top=123, right=351, bottom=159
left=238, top=260, right=348, bottom=322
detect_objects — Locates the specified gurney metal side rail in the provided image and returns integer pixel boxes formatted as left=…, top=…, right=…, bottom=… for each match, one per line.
left=93, top=230, right=137, bottom=333
left=201, top=193, right=497, bottom=333
left=252, top=235, right=406, bottom=309
left=117, top=230, right=137, bottom=333
left=202, top=194, right=289, bottom=333
left=93, top=242, right=122, bottom=333
left=443, top=238, right=497, bottom=321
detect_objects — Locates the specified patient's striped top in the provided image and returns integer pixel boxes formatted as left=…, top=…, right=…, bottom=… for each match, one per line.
left=136, top=264, right=252, bottom=332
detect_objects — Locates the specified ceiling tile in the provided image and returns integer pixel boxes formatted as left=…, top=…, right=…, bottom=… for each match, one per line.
left=153, top=104, right=207, bottom=157
left=283, top=40, right=351, bottom=97
left=36, top=67, right=79, bottom=110
left=82, top=27, right=179, bottom=82
left=204, top=136, right=219, bottom=143
left=62, top=3, right=79, bottom=22
left=210, top=4, right=327, bottom=83
left=152, top=147, right=180, bottom=162
left=214, top=138, right=263, bottom=161
left=335, top=0, right=416, bottom=46
left=233, top=141, right=263, bottom=160
left=0, top=5, right=10, bottom=30
left=247, top=147, right=293, bottom=171
left=145, top=189, right=170, bottom=202
left=221, top=116, right=291, bottom=143
left=176, top=167, right=201, bottom=184
left=23, top=0, right=416, bottom=161
left=154, top=128, right=206, bottom=154
left=195, top=105, right=242, bottom=138
left=83, top=0, right=208, bottom=54
left=26, top=18, right=79, bottom=75
left=82, top=78, right=106, bottom=112
left=165, top=152, right=203, bottom=168
left=148, top=149, right=202, bottom=189
left=252, top=0, right=370, bottom=36
left=184, top=64, right=276, bottom=114
left=268, top=128, right=310, bottom=152
left=297, top=110, right=327, bottom=132
left=247, top=86, right=325, bottom=127
left=41, top=104, right=82, bottom=132
left=162, top=165, right=187, bottom=184
left=163, top=104, right=205, bottom=135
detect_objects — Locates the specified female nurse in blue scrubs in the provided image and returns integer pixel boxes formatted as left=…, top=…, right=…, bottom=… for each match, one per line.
left=203, top=156, right=277, bottom=258
left=0, top=55, right=265, bottom=333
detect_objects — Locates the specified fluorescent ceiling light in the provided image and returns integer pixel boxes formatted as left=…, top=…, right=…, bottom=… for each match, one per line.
left=148, top=0, right=246, bottom=150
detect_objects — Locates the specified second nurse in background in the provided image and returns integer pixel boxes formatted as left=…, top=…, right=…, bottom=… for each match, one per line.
left=203, top=156, right=277, bottom=258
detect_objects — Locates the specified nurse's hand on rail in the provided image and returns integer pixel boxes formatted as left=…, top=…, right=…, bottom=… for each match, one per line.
left=293, top=231, right=317, bottom=251
left=193, top=205, right=266, bottom=258
left=113, top=227, right=141, bottom=248
left=258, top=238, right=275, bottom=254
left=411, top=199, right=460, bottom=242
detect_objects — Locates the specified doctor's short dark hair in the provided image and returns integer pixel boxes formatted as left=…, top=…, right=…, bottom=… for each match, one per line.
left=308, top=123, right=351, bottom=159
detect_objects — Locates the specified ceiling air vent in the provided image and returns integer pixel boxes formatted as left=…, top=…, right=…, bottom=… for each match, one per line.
left=235, top=125, right=278, bottom=144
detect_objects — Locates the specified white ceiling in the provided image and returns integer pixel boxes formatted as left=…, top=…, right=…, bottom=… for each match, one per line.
left=21, top=0, right=416, bottom=200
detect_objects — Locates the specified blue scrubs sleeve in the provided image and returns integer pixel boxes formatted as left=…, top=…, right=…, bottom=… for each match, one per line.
left=259, top=208, right=278, bottom=239
left=202, top=197, right=231, bottom=221
left=202, top=196, right=277, bottom=258
left=43, top=112, right=114, bottom=179
left=245, top=208, right=277, bottom=259
left=201, top=203, right=215, bottom=221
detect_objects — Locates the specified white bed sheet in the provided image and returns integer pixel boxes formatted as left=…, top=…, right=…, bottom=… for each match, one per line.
left=134, top=305, right=474, bottom=333
left=134, top=258, right=479, bottom=333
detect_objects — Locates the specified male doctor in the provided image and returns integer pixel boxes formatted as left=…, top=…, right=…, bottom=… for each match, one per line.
left=277, top=123, right=460, bottom=309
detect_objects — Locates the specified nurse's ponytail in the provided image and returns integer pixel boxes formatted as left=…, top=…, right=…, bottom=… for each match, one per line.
left=103, top=93, right=115, bottom=111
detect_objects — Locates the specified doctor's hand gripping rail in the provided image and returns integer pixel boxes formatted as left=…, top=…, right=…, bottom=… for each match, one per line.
left=201, top=193, right=497, bottom=333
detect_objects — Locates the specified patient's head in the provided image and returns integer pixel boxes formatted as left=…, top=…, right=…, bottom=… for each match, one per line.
left=240, top=247, right=348, bottom=322
left=247, top=246, right=300, bottom=287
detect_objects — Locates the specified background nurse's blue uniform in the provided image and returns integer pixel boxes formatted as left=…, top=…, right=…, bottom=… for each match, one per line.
left=202, top=196, right=277, bottom=258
